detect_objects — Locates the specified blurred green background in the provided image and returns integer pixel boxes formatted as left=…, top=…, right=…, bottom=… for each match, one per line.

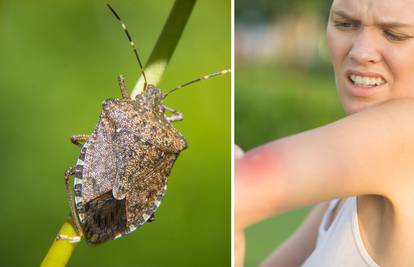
left=0, top=0, right=230, bottom=266
left=236, top=1, right=345, bottom=266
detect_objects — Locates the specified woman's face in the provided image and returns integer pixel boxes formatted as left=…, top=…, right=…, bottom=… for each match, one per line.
left=327, top=0, right=414, bottom=114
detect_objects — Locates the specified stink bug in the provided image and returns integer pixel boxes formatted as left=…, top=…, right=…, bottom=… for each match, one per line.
left=58, top=4, right=230, bottom=244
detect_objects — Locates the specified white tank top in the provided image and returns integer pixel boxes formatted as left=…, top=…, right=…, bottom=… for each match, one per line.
left=301, top=196, right=380, bottom=267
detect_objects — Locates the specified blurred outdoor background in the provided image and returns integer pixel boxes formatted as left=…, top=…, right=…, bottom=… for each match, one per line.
left=0, top=0, right=230, bottom=266
left=236, top=1, right=345, bottom=266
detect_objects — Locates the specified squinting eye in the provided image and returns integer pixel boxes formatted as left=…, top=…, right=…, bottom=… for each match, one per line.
left=334, top=21, right=358, bottom=30
left=383, top=30, right=409, bottom=42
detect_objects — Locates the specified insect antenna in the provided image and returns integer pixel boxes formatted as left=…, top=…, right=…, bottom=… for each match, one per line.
left=107, top=4, right=148, bottom=87
left=164, top=69, right=230, bottom=97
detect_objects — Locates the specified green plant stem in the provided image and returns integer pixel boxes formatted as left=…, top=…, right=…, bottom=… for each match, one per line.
left=42, top=1, right=197, bottom=265
left=40, top=218, right=78, bottom=267
left=131, top=0, right=197, bottom=98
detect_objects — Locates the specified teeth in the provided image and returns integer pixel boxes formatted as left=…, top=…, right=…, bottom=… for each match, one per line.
left=349, top=74, right=385, bottom=86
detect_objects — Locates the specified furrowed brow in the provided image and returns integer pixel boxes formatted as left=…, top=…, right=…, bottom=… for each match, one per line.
left=331, top=10, right=359, bottom=23
left=377, top=21, right=413, bottom=29
left=332, top=9, right=413, bottom=29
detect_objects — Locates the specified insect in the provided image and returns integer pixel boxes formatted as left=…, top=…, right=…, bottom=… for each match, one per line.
left=57, top=4, right=230, bottom=244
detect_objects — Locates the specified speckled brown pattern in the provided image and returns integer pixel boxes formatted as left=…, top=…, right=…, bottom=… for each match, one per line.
left=80, top=113, right=117, bottom=204
left=61, top=4, right=229, bottom=245
left=69, top=85, right=187, bottom=245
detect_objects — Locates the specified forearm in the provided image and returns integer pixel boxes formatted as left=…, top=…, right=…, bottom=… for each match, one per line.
left=236, top=99, right=414, bottom=230
left=236, top=126, right=344, bottom=228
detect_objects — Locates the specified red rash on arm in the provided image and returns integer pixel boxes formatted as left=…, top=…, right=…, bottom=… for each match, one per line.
left=236, top=99, right=414, bottom=230
left=236, top=143, right=284, bottom=185
left=236, top=142, right=286, bottom=229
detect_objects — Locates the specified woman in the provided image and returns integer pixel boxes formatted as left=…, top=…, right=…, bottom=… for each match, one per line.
left=236, top=0, right=414, bottom=266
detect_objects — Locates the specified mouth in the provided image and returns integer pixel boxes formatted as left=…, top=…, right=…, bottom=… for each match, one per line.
left=348, top=74, right=386, bottom=87
left=345, top=70, right=387, bottom=96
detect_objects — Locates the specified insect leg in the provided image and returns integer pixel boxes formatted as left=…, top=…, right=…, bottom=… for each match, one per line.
left=57, top=166, right=83, bottom=242
left=163, top=105, right=183, bottom=122
left=117, top=74, right=129, bottom=99
left=148, top=213, right=155, bottom=222
left=56, top=234, right=81, bottom=243
left=70, top=134, right=89, bottom=148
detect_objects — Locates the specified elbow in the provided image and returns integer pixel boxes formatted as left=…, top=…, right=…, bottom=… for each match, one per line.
left=236, top=142, right=284, bottom=185
left=236, top=142, right=286, bottom=228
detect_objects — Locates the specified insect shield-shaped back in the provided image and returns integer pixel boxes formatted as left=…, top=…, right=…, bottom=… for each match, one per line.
left=63, top=4, right=228, bottom=246
left=74, top=85, right=187, bottom=244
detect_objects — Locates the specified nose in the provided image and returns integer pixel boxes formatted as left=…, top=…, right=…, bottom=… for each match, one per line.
left=348, top=29, right=382, bottom=65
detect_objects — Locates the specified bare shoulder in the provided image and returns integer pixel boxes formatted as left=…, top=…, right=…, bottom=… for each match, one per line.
left=364, top=99, right=414, bottom=205
left=356, top=99, right=414, bottom=266
left=318, top=98, right=414, bottom=203
left=333, top=96, right=414, bottom=267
